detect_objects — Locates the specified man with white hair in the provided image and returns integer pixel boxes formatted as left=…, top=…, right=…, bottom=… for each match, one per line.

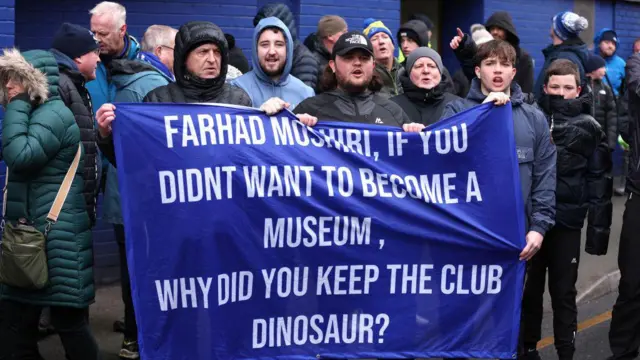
left=87, top=1, right=140, bottom=112
left=100, top=23, right=178, bottom=360
left=137, top=24, right=178, bottom=80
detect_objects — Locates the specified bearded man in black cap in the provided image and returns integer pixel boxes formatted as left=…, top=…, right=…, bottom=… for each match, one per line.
left=293, top=31, right=422, bottom=132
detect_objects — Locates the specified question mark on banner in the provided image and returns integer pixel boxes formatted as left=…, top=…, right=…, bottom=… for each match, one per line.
left=375, top=314, right=390, bottom=343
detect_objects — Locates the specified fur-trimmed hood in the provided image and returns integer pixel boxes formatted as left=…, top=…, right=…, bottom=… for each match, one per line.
left=0, top=48, right=53, bottom=106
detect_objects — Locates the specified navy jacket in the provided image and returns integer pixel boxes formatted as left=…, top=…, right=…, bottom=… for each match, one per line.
left=442, top=79, right=557, bottom=236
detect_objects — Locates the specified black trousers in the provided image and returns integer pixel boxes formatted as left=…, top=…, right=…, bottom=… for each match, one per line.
left=0, top=300, right=99, bottom=360
left=115, top=224, right=138, bottom=341
left=521, top=225, right=581, bottom=359
left=609, top=193, right=640, bottom=359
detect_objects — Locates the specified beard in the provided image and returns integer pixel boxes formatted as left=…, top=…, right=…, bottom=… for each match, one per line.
left=261, top=59, right=285, bottom=77
left=336, top=70, right=371, bottom=94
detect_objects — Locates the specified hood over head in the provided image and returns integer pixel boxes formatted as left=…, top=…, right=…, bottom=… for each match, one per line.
left=174, top=21, right=229, bottom=100
left=594, top=28, right=619, bottom=55
left=485, top=11, right=520, bottom=48
left=254, top=3, right=298, bottom=41
left=253, top=17, right=294, bottom=85
left=398, top=20, right=430, bottom=48
left=0, top=48, right=53, bottom=106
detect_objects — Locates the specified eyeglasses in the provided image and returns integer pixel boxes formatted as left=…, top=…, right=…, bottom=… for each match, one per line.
left=161, top=45, right=174, bottom=51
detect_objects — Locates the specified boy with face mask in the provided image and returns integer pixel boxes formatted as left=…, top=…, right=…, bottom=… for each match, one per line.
left=523, top=59, right=612, bottom=360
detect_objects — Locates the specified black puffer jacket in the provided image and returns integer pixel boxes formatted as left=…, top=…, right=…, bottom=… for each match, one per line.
left=391, top=72, right=460, bottom=125
left=143, top=21, right=251, bottom=105
left=538, top=92, right=612, bottom=254
left=587, top=78, right=618, bottom=150
left=293, top=89, right=410, bottom=127
left=254, top=3, right=319, bottom=89
left=51, top=48, right=98, bottom=226
left=623, top=53, right=640, bottom=196
left=311, top=37, right=331, bottom=93
left=484, top=12, right=535, bottom=93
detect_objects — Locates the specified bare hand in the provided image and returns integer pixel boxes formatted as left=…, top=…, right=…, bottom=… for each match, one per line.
left=402, top=123, right=425, bottom=133
left=96, top=103, right=116, bottom=138
left=482, top=92, right=510, bottom=106
left=450, top=28, right=465, bottom=50
left=520, top=231, right=543, bottom=261
left=297, top=113, right=318, bottom=127
left=260, top=97, right=290, bottom=116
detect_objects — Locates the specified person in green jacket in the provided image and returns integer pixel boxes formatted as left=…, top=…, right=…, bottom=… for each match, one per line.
left=0, top=48, right=98, bottom=359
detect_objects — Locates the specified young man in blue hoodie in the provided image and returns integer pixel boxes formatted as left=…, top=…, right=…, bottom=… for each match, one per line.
left=232, top=17, right=314, bottom=111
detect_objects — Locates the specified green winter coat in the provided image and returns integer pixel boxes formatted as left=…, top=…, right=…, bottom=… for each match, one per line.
left=0, top=49, right=94, bottom=308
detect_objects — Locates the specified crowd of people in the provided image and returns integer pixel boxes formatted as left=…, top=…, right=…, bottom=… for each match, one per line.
left=0, top=1, right=639, bottom=360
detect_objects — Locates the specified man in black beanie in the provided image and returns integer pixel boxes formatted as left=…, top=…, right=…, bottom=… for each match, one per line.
left=40, top=20, right=101, bottom=343
left=50, top=22, right=102, bottom=228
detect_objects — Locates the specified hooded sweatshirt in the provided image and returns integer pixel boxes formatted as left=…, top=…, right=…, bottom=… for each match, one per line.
left=594, top=28, right=626, bottom=96
left=232, top=17, right=314, bottom=110
left=484, top=11, right=535, bottom=93
left=254, top=3, right=319, bottom=89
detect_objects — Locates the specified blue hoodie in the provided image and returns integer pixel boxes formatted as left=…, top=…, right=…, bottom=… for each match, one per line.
left=594, top=28, right=626, bottom=96
left=231, top=17, right=314, bottom=109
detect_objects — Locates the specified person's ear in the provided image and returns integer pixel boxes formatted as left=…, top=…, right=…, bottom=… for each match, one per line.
left=119, top=24, right=127, bottom=37
left=475, top=66, right=481, bottom=78
left=577, top=85, right=582, bottom=94
left=329, top=60, right=336, bottom=73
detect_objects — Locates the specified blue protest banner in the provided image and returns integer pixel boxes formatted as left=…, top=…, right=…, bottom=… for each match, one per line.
left=113, top=102, right=526, bottom=360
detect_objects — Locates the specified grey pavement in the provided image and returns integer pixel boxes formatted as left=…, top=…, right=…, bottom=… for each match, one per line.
left=37, top=195, right=629, bottom=359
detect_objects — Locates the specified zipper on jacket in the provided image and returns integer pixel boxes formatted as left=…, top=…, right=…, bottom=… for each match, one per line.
left=351, top=98, right=361, bottom=118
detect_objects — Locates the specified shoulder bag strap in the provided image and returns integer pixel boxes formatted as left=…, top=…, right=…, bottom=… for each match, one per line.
left=2, top=168, right=7, bottom=219
left=46, top=144, right=82, bottom=223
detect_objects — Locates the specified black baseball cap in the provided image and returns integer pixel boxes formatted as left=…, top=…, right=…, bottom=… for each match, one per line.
left=332, top=31, right=374, bottom=59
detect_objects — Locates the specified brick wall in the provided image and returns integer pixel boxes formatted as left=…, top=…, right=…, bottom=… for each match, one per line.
left=298, top=0, right=400, bottom=49
left=614, top=0, right=640, bottom=62
left=484, top=0, right=575, bottom=81
left=15, top=0, right=258, bottom=62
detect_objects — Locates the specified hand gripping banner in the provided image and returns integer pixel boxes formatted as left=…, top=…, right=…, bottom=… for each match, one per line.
left=113, top=102, right=525, bottom=360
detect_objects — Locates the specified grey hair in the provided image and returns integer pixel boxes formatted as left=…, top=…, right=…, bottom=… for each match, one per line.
left=89, top=2, right=126, bottom=29
left=141, top=25, right=178, bottom=52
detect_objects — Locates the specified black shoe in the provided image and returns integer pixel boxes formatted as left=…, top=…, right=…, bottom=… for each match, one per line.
left=113, top=319, right=125, bottom=333
left=518, top=348, right=541, bottom=360
left=615, top=187, right=626, bottom=196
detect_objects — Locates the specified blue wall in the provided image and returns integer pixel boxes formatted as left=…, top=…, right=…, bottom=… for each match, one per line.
left=3, top=0, right=640, bottom=283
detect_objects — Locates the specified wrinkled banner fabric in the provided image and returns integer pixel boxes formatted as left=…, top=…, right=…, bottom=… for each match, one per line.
left=113, top=102, right=525, bottom=360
